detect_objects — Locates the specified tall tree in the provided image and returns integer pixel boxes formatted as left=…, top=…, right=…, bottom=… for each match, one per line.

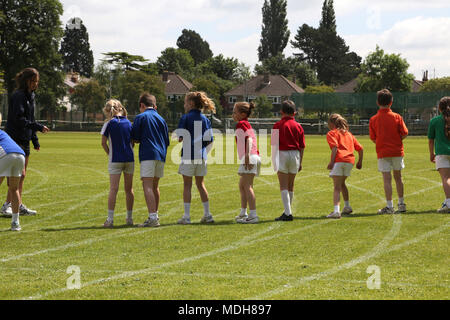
left=60, top=17, right=94, bottom=77
left=356, top=46, right=414, bottom=93
left=102, top=52, right=148, bottom=71
left=70, top=79, right=107, bottom=121
left=176, top=29, right=213, bottom=65
left=156, top=48, right=194, bottom=78
left=319, top=0, right=336, bottom=33
left=258, top=0, right=290, bottom=62
left=0, top=0, right=65, bottom=117
left=0, top=71, right=4, bottom=94
left=420, top=77, right=450, bottom=92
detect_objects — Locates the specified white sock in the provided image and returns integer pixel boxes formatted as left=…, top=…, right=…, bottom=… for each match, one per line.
left=240, top=208, right=247, bottom=216
left=12, top=213, right=19, bottom=224
left=289, top=192, right=294, bottom=206
left=387, top=200, right=394, bottom=208
left=107, top=210, right=114, bottom=222
left=398, top=198, right=405, bottom=205
left=183, top=203, right=191, bottom=219
left=202, top=201, right=210, bottom=217
left=127, top=210, right=133, bottom=219
left=334, top=205, right=340, bottom=213
left=149, top=212, right=158, bottom=220
left=249, top=209, right=257, bottom=218
left=281, top=190, right=292, bottom=216
left=344, top=201, right=350, bottom=208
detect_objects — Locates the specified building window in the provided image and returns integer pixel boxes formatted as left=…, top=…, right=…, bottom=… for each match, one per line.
left=268, top=96, right=281, bottom=104
left=246, top=96, right=257, bottom=103
left=228, top=96, right=237, bottom=104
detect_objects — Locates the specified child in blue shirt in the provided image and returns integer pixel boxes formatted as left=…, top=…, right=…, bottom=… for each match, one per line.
left=176, top=91, right=215, bottom=225
left=131, top=93, right=170, bottom=228
left=101, top=99, right=135, bottom=228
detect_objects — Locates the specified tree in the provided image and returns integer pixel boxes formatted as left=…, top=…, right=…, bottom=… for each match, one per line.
left=420, top=77, right=450, bottom=92
left=0, top=71, right=4, bottom=94
left=304, top=85, right=334, bottom=93
left=206, top=55, right=239, bottom=81
left=60, top=17, right=94, bottom=77
left=0, top=0, right=66, bottom=117
left=255, top=53, right=294, bottom=77
left=176, top=29, right=213, bottom=65
left=356, top=46, right=414, bottom=92
left=319, top=0, right=336, bottom=33
left=258, top=0, right=290, bottom=61
left=233, top=62, right=252, bottom=84
left=293, top=62, right=318, bottom=88
left=254, top=95, right=273, bottom=118
left=102, top=52, right=148, bottom=71
left=156, top=48, right=195, bottom=78
left=70, top=80, right=107, bottom=121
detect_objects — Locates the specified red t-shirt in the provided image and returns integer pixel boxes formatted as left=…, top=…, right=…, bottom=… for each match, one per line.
left=326, top=129, right=363, bottom=164
left=369, top=108, right=408, bottom=159
left=236, top=119, right=259, bottom=159
left=272, top=116, right=306, bottom=151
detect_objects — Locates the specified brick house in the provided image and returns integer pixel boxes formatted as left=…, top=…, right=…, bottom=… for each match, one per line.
left=161, top=71, right=193, bottom=103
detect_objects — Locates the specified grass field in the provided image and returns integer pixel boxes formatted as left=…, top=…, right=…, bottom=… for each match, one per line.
left=0, top=132, right=448, bottom=300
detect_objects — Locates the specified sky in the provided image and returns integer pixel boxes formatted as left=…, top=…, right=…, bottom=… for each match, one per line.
left=59, top=0, right=450, bottom=80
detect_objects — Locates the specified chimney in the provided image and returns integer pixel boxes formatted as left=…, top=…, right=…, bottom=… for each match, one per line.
left=263, top=73, right=270, bottom=85
left=163, top=71, right=170, bottom=82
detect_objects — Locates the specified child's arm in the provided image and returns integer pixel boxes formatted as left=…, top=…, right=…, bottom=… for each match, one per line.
left=244, top=137, right=254, bottom=170
left=327, top=147, right=337, bottom=170
left=299, top=148, right=305, bottom=172
left=101, top=136, right=109, bottom=155
left=356, top=149, right=363, bottom=170
left=429, top=139, right=436, bottom=163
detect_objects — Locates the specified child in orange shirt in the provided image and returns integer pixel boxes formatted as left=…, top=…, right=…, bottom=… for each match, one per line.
left=326, top=114, right=363, bottom=219
left=369, top=89, right=409, bottom=214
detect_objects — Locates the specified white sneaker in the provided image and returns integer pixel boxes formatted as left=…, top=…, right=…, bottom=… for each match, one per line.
left=11, top=221, right=21, bottom=231
left=200, top=215, right=215, bottom=224
left=177, top=217, right=191, bottom=225
left=237, top=216, right=259, bottom=224
left=1, top=203, right=12, bottom=217
left=437, top=203, right=450, bottom=213
left=378, top=207, right=395, bottom=215
left=19, top=204, right=37, bottom=216
left=341, top=207, right=353, bottom=216
left=103, top=220, right=114, bottom=228
left=235, top=213, right=248, bottom=222
left=139, top=218, right=160, bottom=228
left=327, top=212, right=341, bottom=219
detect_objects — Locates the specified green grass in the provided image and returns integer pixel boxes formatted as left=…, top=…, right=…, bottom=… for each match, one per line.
left=0, top=132, right=448, bottom=300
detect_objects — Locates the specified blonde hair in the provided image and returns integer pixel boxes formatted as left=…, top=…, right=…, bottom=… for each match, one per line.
left=103, top=99, right=127, bottom=121
left=329, top=113, right=349, bottom=132
left=186, top=91, right=216, bottom=114
left=234, top=101, right=256, bottom=118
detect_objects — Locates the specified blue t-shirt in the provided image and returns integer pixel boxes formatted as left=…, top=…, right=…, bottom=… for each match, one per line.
left=0, top=130, right=26, bottom=158
left=101, top=117, right=134, bottom=163
left=176, top=110, right=213, bottom=161
left=131, top=109, right=170, bottom=162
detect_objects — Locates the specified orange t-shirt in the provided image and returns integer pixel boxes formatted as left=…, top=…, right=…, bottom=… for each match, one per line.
left=326, top=129, right=363, bottom=164
left=369, top=108, right=409, bottom=159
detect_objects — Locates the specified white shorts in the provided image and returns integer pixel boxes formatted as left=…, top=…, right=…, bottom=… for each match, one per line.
left=435, top=155, right=450, bottom=170
left=0, top=153, right=25, bottom=177
left=329, top=162, right=353, bottom=177
left=140, top=160, right=165, bottom=178
left=277, top=150, right=301, bottom=174
left=238, top=154, right=261, bottom=176
left=108, top=162, right=134, bottom=175
left=179, top=160, right=207, bottom=177
left=378, top=157, right=405, bottom=172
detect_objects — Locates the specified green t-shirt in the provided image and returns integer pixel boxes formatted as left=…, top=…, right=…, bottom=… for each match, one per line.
left=428, top=115, right=450, bottom=155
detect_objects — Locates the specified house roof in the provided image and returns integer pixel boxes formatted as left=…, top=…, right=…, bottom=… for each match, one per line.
left=162, top=72, right=193, bottom=95
left=225, top=74, right=304, bottom=97
left=335, top=78, right=425, bottom=93
left=64, top=73, right=89, bottom=88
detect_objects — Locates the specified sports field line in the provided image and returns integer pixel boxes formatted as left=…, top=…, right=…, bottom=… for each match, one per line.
left=22, top=168, right=49, bottom=196
left=23, top=224, right=281, bottom=300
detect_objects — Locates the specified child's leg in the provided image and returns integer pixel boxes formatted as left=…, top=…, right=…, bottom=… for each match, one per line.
left=239, top=176, right=248, bottom=211
left=153, top=178, right=160, bottom=213
left=438, top=168, right=450, bottom=205
left=278, top=172, right=292, bottom=216
left=382, top=172, right=394, bottom=207
left=195, top=176, right=211, bottom=217
left=8, top=176, right=21, bottom=226
left=182, top=176, right=193, bottom=219
left=142, top=177, right=157, bottom=216
left=108, top=174, right=121, bottom=221
left=341, top=179, right=349, bottom=205
left=123, top=173, right=134, bottom=217
left=241, top=174, right=256, bottom=212
left=332, top=176, right=346, bottom=212
left=393, top=170, right=404, bottom=203
left=288, top=173, right=296, bottom=206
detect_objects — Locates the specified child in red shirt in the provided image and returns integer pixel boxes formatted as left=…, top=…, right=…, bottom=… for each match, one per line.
left=369, top=89, right=408, bottom=214
left=271, top=100, right=305, bottom=221
left=326, top=114, right=363, bottom=219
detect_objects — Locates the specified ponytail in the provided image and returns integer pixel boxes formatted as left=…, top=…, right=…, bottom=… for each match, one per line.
left=235, top=101, right=255, bottom=118
left=103, top=99, right=127, bottom=121
left=439, top=97, right=450, bottom=139
left=329, top=113, right=349, bottom=132
left=186, top=91, right=216, bottom=114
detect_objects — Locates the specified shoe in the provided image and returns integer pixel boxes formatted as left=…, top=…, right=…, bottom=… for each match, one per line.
left=177, top=217, right=191, bottom=225
left=235, top=212, right=248, bottom=222
left=341, top=207, right=353, bottom=216
left=11, top=221, right=21, bottom=231
left=126, top=218, right=134, bottom=226
left=327, top=212, right=341, bottom=219
left=1, top=203, right=12, bottom=217
left=275, top=213, right=294, bottom=221
left=437, top=203, right=450, bottom=213
left=378, top=207, right=395, bottom=215
left=200, top=215, right=215, bottom=224
left=103, top=220, right=114, bottom=228
left=139, top=218, right=160, bottom=228
left=397, top=203, right=407, bottom=213
left=19, top=204, right=37, bottom=216
left=237, top=216, right=259, bottom=224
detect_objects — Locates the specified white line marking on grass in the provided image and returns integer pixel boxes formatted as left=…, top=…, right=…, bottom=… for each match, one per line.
left=23, top=224, right=280, bottom=300
left=22, top=168, right=49, bottom=195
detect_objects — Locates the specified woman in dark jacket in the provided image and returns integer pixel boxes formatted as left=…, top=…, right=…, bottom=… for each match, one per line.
left=0, top=68, right=49, bottom=216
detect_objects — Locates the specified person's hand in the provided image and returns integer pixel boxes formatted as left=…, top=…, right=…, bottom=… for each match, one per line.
left=34, top=147, right=40, bottom=152
left=42, top=126, right=50, bottom=133
left=298, top=164, right=303, bottom=172
left=244, top=154, right=254, bottom=171
left=327, top=162, right=334, bottom=170
left=356, top=161, right=362, bottom=170
left=430, top=154, right=436, bottom=163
